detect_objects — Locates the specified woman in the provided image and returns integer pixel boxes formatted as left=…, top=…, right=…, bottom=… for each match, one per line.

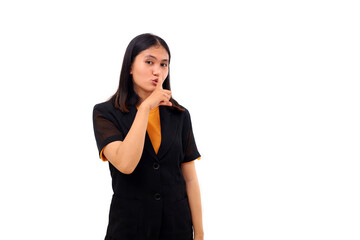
left=92, top=33, right=204, bottom=240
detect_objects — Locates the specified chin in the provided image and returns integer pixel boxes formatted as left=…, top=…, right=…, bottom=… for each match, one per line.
left=148, top=85, right=157, bottom=91
left=144, top=86, right=155, bottom=93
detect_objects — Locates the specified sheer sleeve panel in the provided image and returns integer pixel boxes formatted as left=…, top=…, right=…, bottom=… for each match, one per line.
left=93, top=104, right=124, bottom=160
left=182, top=109, right=201, bottom=164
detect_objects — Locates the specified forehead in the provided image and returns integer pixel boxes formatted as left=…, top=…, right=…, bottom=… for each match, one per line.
left=138, top=45, right=169, bottom=60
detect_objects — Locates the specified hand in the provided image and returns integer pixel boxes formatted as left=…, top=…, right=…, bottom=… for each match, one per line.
left=141, top=76, right=172, bottom=111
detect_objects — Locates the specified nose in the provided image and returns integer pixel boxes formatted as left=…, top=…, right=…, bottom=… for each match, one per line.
left=152, top=64, right=161, bottom=76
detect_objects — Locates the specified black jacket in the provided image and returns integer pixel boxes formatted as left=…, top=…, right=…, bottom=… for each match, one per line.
left=92, top=100, right=201, bottom=240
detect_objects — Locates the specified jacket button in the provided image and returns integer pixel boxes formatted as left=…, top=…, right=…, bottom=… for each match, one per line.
left=153, top=162, right=160, bottom=170
left=154, top=193, right=161, bottom=200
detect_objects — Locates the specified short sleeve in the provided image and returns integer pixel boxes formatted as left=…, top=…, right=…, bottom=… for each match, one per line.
left=182, top=109, right=201, bottom=164
left=92, top=104, right=124, bottom=161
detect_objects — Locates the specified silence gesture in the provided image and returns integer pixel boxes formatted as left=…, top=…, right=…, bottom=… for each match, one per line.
left=141, top=76, right=172, bottom=111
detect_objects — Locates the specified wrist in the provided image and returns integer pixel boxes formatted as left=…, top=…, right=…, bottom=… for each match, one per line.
left=138, top=102, right=151, bottom=112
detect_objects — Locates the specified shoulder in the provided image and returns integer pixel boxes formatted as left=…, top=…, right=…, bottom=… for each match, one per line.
left=164, top=104, right=191, bottom=119
left=172, top=105, right=194, bottom=127
left=93, top=99, right=127, bottom=117
left=178, top=105, right=192, bottom=119
left=93, top=100, right=127, bottom=123
left=93, top=99, right=114, bottom=112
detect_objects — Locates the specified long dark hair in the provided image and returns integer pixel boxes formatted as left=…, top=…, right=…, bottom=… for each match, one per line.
left=109, top=33, right=184, bottom=112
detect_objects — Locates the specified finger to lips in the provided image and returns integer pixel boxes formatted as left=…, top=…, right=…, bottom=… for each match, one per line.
left=157, top=76, right=164, bottom=89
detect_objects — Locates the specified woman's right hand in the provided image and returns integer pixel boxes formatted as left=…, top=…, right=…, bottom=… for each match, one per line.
left=140, top=76, right=172, bottom=111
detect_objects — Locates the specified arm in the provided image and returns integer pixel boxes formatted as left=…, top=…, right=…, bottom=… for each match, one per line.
left=103, top=105, right=150, bottom=174
left=181, top=161, right=204, bottom=239
left=103, top=77, right=172, bottom=174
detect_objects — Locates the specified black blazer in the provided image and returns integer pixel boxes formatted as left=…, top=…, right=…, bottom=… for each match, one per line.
left=92, top=99, right=201, bottom=240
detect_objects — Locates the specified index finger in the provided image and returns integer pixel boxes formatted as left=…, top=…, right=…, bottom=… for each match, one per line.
left=156, top=76, right=165, bottom=89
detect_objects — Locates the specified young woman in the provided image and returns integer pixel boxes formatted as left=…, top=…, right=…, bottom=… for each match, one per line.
left=92, top=33, right=204, bottom=240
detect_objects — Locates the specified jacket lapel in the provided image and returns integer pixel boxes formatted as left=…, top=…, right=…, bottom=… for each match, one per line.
left=157, top=106, right=179, bottom=160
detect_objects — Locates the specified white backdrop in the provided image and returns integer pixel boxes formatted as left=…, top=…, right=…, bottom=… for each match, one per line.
left=1, top=0, right=359, bottom=239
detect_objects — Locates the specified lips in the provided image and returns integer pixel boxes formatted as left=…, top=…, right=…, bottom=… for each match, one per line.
left=152, top=79, right=158, bottom=85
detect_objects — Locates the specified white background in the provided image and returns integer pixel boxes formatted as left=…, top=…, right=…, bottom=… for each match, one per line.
left=1, top=0, right=359, bottom=239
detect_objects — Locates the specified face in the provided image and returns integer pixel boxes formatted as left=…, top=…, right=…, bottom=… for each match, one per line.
left=131, top=45, right=169, bottom=96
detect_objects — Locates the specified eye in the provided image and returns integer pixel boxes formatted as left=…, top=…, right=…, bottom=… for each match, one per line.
left=161, top=63, right=168, bottom=67
left=145, top=60, right=153, bottom=65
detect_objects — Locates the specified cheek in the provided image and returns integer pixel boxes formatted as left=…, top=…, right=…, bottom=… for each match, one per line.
left=133, top=66, right=149, bottom=81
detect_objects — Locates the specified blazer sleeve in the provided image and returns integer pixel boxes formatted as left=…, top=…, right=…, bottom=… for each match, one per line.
left=182, top=109, right=201, bottom=164
left=92, top=103, right=124, bottom=160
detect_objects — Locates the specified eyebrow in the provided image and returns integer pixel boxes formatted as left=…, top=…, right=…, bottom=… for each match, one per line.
left=145, top=55, right=169, bottom=62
